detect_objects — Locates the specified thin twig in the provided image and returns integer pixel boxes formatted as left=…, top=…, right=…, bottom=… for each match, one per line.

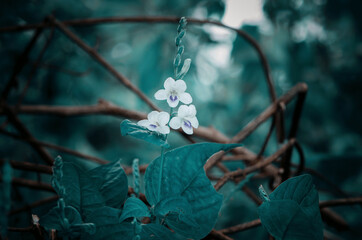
left=0, top=159, right=52, bottom=174
left=9, top=195, right=59, bottom=215
left=319, top=197, right=362, bottom=208
left=219, top=219, right=261, bottom=234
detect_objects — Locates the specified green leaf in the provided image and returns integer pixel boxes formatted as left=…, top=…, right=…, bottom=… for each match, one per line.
left=176, top=58, right=191, bottom=79
left=88, top=160, right=128, bottom=208
left=145, top=142, right=240, bottom=239
left=257, top=174, right=323, bottom=240
left=140, top=224, right=177, bottom=240
left=56, top=161, right=82, bottom=211
left=154, top=196, right=199, bottom=236
left=40, top=204, right=95, bottom=238
left=79, top=171, right=105, bottom=217
left=120, top=120, right=169, bottom=148
left=82, top=206, right=133, bottom=240
left=119, top=197, right=151, bottom=222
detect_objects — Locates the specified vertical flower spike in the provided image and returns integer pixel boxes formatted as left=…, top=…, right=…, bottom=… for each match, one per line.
left=154, top=77, right=192, bottom=107
left=169, top=105, right=199, bottom=135
left=137, top=111, right=170, bottom=134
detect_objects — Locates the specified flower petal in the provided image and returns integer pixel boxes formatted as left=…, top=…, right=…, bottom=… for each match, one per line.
left=154, top=89, right=167, bottom=100
left=188, top=104, right=197, bottom=116
left=189, top=116, right=199, bottom=128
left=174, top=80, right=187, bottom=92
left=179, top=92, right=192, bottom=104
left=158, top=112, right=170, bottom=126
left=169, top=117, right=182, bottom=129
left=157, top=126, right=170, bottom=134
left=137, top=119, right=149, bottom=127
left=164, top=77, right=175, bottom=91
left=147, top=124, right=158, bottom=131
left=147, top=111, right=159, bottom=123
left=181, top=121, right=193, bottom=135
left=177, top=105, right=189, bottom=118
left=167, top=97, right=179, bottom=108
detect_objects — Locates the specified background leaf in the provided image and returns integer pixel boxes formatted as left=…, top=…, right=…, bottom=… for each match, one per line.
left=258, top=174, right=323, bottom=240
left=140, top=223, right=178, bottom=240
left=119, top=197, right=150, bottom=222
left=120, top=120, right=169, bottom=148
left=82, top=206, right=133, bottom=240
left=88, top=160, right=128, bottom=208
left=145, top=142, right=240, bottom=239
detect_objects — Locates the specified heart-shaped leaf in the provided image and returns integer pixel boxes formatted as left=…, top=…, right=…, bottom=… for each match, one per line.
left=154, top=196, right=199, bottom=236
left=121, top=120, right=169, bottom=148
left=258, top=174, right=323, bottom=240
left=145, top=142, right=240, bottom=239
left=40, top=202, right=95, bottom=238
left=79, top=171, right=105, bottom=217
left=82, top=206, right=133, bottom=240
left=140, top=223, right=178, bottom=240
left=119, top=197, right=151, bottom=222
left=88, top=160, right=128, bottom=208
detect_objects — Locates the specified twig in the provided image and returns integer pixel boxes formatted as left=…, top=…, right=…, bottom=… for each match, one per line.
left=319, top=197, right=362, bottom=208
left=0, top=128, right=108, bottom=164
left=10, top=177, right=55, bottom=192
left=9, top=195, right=59, bottom=215
left=219, top=219, right=261, bottom=234
left=3, top=107, right=54, bottom=165
left=214, top=139, right=295, bottom=191
left=204, top=230, right=233, bottom=240
left=0, top=159, right=52, bottom=174
left=47, top=15, right=159, bottom=111
left=0, top=21, right=44, bottom=102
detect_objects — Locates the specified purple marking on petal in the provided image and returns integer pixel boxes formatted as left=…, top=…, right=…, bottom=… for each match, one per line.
left=169, top=95, right=178, bottom=102
left=183, top=120, right=192, bottom=129
left=149, top=124, right=157, bottom=129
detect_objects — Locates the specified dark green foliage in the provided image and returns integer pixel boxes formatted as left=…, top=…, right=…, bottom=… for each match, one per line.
left=0, top=161, right=12, bottom=237
left=145, top=143, right=240, bottom=239
left=258, top=175, right=323, bottom=240
left=119, top=197, right=150, bottom=222
left=121, top=120, right=169, bottom=148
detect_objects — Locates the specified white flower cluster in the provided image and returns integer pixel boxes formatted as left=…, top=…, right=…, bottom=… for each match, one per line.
left=138, top=77, right=198, bottom=135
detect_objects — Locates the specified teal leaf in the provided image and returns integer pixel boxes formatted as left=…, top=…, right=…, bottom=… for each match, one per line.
left=257, top=174, right=323, bottom=240
left=79, top=171, right=105, bottom=217
left=40, top=203, right=94, bottom=238
left=177, top=58, right=191, bottom=79
left=82, top=206, right=133, bottom=240
left=140, top=224, right=177, bottom=240
left=119, top=197, right=151, bottom=223
left=145, top=142, right=240, bottom=239
left=88, top=160, right=128, bottom=208
left=55, top=161, right=82, bottom=211
left=154, top=196, right=199, bottom=236
left=120, top=120, right=169, bottom=148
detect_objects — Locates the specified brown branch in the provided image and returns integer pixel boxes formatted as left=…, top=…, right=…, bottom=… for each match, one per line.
left=319, top=197, right=362, bottom=208
left=204, top=230, right=234, bottom=240
left=214, top=139, right=295, bottom=191
left=3, top=107, right=54, bottom=165
left=204, top=83, right=307, bottom=171
left=0, top=159, right=52, bottom=174
left=10, top=177, right=55, bottom=192
left=0, top=128, right=108, bottom=164
left=219, top=219, right=261, bottom=234
left=7, top=226, right=33, bottom=232
left=9, top=195, right=59, bottom=215
left=47, top=15, right=159, bottom=111
left=0, top=21, right=44, bottom=102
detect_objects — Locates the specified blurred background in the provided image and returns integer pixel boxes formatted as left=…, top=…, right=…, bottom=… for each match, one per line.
left=1, top=0, right=361, bottom=239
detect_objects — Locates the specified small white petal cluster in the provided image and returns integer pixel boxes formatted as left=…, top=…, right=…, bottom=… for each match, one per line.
left=154, top=77, right=192, bottom=108
left=138, top=77, right=198, bottom=135
left=138, top=111, right=170, bottom=134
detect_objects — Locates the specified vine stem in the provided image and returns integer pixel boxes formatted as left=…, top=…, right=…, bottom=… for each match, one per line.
left=157, top=145, right=165, bottom=203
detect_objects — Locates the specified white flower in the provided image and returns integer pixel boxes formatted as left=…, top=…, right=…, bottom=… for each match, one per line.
left=154, top=77, right=192, bottom=108
left=169, top=105, right=199, bottom=135
left=137, top=111, right=170, bottom=134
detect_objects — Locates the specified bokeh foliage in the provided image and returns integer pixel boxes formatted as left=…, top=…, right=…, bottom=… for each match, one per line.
left=0, top=0, right=361, bottom=239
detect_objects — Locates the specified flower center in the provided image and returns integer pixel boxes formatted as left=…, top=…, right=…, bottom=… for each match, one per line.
left=149, top=124, right=157, bottom=129
left=169, top=95, right=178, bottom=102
left=183, top=120, right=192, bottom=129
